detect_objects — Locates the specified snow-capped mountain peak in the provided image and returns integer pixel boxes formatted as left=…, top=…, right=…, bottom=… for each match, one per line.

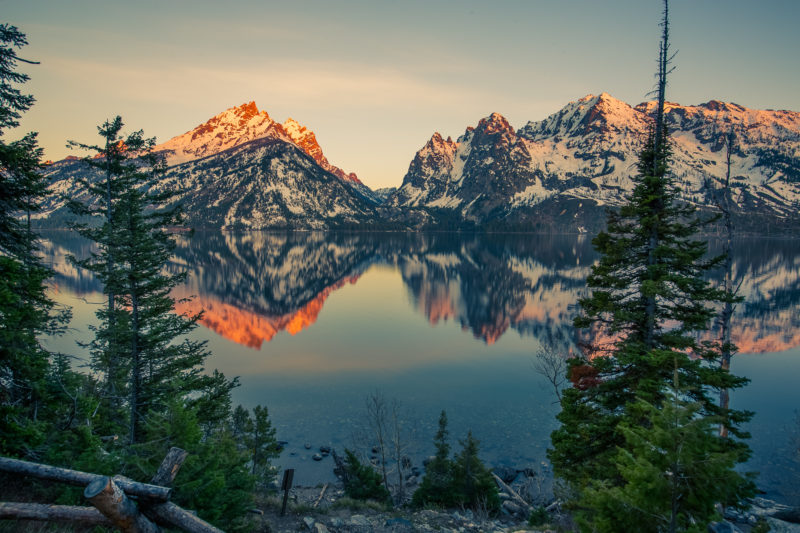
left=474, top=112, right=514, bottom=136
left=155, top=101, right=287, bottom=165
left=152, top=102, right=365, bottom=188
left=520, top=93, right=645, bottom=140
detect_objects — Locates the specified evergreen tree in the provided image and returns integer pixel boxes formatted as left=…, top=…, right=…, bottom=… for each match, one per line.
left=342, top=448, right=391, bottom=503
left=67, top=117, right=160, bottom=434
left=69, top=117, right=218, bottom=445
left=412, top=410, right=456, bottom=508
left=0, top=23, right=70, bottom=457
left=229, top=404, right=280, bottom=488
left=250, top=405, right=280, bottom=486
left=549, top=1, right=753, bottom=528
left=579, top=387, right=752, bottom=533
left=139, top=399, right=256, bottom=532
left=451, top=431, right=500, bottom=513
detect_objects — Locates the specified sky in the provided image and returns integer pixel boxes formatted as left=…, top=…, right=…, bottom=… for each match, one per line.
left=4, top=0, right=799, bottom=189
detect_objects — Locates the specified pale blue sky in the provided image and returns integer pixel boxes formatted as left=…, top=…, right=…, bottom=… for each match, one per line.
left=4, top=0, right=799, bottom=188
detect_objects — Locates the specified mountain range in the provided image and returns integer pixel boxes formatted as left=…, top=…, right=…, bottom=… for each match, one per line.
left=36, top=94, right=800, bottom=232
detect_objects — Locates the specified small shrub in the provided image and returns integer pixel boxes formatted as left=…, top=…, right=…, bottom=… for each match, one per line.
left=342, top=449, right=391, bottom=503
left=751, top=517, right=771, bottom=533
left=412, top=412, right=500, bottom=513
left=332, top=497, right=389, bottom=512
left=528, top=505, right=549, bottom=527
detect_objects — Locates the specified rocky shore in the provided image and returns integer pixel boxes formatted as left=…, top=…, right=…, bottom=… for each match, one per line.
left=248, top=479, right=800, bottom=533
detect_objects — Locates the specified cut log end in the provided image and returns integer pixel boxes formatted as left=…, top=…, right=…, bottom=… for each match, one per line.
left=84, top=477, right=110, bottom=500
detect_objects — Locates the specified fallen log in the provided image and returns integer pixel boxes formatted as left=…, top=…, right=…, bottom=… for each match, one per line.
left=144, top=501, right=224, bottom=533
left=491, top=472, right=532, bottom=512
left=84, top=476, right=160, bottom=533
left=313, top=483, right=329, bottom=508
left=0, top=456, right=171, bottom=502
left=0, top=502, right=113, bottom=526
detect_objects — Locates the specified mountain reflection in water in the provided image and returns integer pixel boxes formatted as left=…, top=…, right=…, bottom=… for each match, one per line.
left=159, top=232, right=596, bottom=348
left=44, top=231, right=793, bottom=353
left=40, top=231, right=800, bottom=501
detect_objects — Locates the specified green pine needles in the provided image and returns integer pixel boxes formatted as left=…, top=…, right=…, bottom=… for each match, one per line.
left=0, top=23, right=72, bottom=458
left=412, top=411, right=500, bottom=512
left=548, top=2, right=755, bottom=531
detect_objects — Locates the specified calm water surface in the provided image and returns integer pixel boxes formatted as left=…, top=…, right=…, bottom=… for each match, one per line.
left=40, top=232, right=800, bottom=503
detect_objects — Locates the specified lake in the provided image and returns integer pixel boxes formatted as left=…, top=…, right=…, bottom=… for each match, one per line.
left=39, top=231, right=800, bottom=504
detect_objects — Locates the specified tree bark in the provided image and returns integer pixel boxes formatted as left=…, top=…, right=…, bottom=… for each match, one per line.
left=129, top=274, right=141, bottom=445
left=84, top=476, right=160, bottom=533
left=0, top=502, right=113, bottom=526
left=0, top=457, right=171, bottom=501
left=719, top=129, right=736, bottom=438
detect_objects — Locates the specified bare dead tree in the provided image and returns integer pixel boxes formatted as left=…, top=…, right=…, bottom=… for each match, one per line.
left=716, top=128, right=738, bottom=438
left=365, top=390, right=390, bottom=492
left=389, top=398, right=406, bottom=504
left=533, top=341, right=569, bottom=402
left=361, top=391, right=413, bottom=504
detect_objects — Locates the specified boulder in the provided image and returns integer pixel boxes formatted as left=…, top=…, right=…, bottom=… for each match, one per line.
left=312, top=453, right=323, bottom=461
left=349, top=514, right=372, bottom=528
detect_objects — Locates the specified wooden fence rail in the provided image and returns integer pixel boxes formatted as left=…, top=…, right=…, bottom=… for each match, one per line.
left=0, top=448, right=224, bottom=533
left=0, top=457, right=171, bottom=501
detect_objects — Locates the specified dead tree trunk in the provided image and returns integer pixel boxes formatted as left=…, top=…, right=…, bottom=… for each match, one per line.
left=151, top=447, right=189, bottom=487
left=718, top=129, right=737, bottom=438
left=84, top=476, right=160, bottom=533
left=0, top=502, right=113, bottom=526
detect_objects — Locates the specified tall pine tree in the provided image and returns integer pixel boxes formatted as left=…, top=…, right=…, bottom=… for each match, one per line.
left=67, top=118, right=157, bottom=432
left=69, top=117, right=222, bottom=445
left=0, top=24, right=69, bottom=456
left=549, top=2, right=753, bottom=529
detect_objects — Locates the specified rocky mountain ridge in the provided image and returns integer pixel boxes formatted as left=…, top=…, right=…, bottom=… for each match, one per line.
left=389, top=93, right=800, bottom=231
left=37, top=94, right=800, bottom=231
left=38, top=103, right=380, bottom=229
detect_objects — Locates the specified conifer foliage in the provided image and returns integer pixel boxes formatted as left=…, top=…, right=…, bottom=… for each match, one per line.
left=413, top=411, right=500, bottom=512
left=0, top=23, right=70, bottom=456
left=0, top=25, right=278, bottom=529
left=548, top=2, right=754, bottom=530
left=68, top=117, right=213, bottom=445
